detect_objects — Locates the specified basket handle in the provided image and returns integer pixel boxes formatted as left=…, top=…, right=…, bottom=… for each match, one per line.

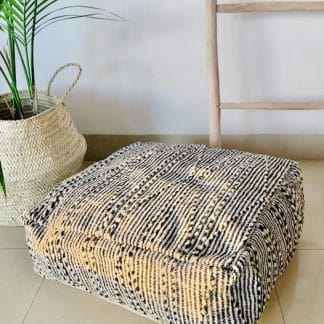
left=47, top=63, right=82, bottom=102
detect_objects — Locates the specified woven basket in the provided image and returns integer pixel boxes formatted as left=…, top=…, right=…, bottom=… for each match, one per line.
left=0, top=63, right=87, bottom=226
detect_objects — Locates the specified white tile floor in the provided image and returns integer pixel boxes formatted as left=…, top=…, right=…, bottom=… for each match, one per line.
left=0, top=161, right=323, bottom=324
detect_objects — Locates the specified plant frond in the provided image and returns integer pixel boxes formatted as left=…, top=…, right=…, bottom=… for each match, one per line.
left=0, top=0, right=122, bottom=117
left=0, top=161, right=6, bottom=198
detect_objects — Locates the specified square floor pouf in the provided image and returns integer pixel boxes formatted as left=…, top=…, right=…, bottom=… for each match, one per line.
left=24, top=142, right=304, bottom=324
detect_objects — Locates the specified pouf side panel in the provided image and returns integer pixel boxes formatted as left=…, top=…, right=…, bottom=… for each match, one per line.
left=230, top=162, right=304, bottom=323
left=25, top=225, right=238, bottom=324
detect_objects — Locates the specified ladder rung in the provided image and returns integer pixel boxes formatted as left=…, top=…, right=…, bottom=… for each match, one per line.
left=217, top=1, right=324, bottom=13
left=220, top=102, right=324, bottom=110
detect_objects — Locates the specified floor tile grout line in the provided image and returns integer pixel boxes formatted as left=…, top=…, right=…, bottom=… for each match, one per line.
left=275, top=287, right=286, bottom=324
left=297, top=248, right=324, bottom=251
left=21, top=278, right=45, bottom=324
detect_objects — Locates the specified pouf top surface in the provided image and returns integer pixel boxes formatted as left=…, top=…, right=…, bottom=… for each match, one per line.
left=26, top=142, right=300, bottom=270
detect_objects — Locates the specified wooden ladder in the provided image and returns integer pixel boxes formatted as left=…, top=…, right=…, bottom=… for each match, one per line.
left=205, top=1, right=324, bottom=148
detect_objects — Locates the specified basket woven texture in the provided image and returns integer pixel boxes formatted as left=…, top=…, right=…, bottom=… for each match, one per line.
left=0, top=64, right=87, bottom=226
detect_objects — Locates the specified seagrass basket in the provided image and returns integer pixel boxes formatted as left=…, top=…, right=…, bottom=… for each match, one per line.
left=0, top=64, right=87, bottom=226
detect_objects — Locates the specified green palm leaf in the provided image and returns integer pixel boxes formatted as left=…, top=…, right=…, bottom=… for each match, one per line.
left=0, top=0, right=122, bottom=118
left=0, top=162, right=7, bottom=198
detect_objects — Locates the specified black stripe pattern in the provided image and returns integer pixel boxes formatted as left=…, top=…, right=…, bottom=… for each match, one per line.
left=24, top=142, right=304, bottom=323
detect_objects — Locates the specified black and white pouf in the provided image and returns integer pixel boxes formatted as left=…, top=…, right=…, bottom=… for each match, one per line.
left=24, top=142, right=304, bottom=323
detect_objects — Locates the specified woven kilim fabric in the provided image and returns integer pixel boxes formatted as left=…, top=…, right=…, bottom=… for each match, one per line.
left=24, top=142, right=304, bottom=323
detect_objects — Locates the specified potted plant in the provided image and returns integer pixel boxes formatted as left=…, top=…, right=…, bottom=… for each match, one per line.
left=0, top=1, right=121, bottom=225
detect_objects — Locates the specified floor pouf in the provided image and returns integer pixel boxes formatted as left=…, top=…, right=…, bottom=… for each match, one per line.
left=24, top=142, right=304, bottom=324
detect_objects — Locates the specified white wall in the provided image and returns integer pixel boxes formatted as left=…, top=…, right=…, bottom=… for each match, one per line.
left=6, top=0, right=324, bottom=134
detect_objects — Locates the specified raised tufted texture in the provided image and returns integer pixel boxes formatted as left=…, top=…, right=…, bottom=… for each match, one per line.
left=24, top=142, right=304, bottom=323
